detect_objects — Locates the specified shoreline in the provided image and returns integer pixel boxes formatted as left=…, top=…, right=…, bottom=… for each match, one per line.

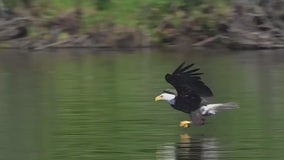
left=2, top=1, right=284, bottom=51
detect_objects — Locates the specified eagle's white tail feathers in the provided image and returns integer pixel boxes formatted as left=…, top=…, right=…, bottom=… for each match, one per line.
left=190, top=102, right=239, bottom=126
left=200, top=102, right=239, bottom=116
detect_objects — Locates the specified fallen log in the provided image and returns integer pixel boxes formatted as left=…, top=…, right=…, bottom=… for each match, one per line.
left=34, top=40, right=69, bottom=50
left=0, top=17, right=31, bottom=27
left=192, top=35, right=221, bottom=47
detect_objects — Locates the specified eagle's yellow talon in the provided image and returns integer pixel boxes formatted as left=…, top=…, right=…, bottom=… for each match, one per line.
left=179, top=121, right=191, bottom=128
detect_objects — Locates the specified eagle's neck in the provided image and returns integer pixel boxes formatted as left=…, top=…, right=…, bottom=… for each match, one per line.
left=169, top=97, right=176, bottom=105
left=160, top=92, right=176, bottom=105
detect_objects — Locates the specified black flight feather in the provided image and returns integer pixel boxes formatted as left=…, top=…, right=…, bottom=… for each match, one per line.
left=173, top=62, right=185, bottom=74
left=179, top=63, right=195, bottom=73
left=186, top=68, right=200, bottom=74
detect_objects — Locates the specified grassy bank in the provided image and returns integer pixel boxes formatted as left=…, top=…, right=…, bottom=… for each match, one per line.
left=2, top=0, right=231, bottom=48
left=6, top=0, right=230, bottom=27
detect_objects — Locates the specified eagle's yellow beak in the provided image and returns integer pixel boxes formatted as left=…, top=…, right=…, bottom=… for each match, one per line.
left=155, top=96, right=162, bottom=102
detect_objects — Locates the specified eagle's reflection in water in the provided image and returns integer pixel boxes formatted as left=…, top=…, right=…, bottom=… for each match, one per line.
left=156, top=134, right=219, bottom=160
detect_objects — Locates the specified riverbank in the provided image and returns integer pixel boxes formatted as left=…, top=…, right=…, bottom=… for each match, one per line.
left=2, top=0, right=284, bottom=50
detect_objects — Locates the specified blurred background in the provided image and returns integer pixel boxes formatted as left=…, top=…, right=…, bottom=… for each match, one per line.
left=1, top=0, right=284, bottom=160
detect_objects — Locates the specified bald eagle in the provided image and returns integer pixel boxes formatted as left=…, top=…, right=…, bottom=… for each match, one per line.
left=155, top=62, right=238, bottom=128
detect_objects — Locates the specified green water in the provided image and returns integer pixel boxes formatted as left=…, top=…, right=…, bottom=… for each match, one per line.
left=0, top=49, right=284, bottom=160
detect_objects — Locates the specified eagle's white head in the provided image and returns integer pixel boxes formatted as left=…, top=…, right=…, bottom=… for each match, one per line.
left=155, top=92, right=176, bottom=105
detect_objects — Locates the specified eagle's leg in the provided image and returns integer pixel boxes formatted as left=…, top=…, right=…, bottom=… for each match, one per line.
left=179, top=121, right=191, bottom=128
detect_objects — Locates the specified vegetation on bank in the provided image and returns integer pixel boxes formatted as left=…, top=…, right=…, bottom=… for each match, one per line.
left=1, top=0, right=232, bottom=48
left=4, top=0, right=230, bottom=25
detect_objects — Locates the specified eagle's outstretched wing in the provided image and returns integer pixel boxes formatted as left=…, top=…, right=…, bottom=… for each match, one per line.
left=165, top=62, right=213, bottom=113
left=165, top=62, right=213, bottom=97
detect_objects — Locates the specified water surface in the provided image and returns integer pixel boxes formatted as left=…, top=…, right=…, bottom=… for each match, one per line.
left=0, top=49, right=284, bottom=160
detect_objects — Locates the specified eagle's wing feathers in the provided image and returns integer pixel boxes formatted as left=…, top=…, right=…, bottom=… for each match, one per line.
left=165, top=63, right=213, bottom=97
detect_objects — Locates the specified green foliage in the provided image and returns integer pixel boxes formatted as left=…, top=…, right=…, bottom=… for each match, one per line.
left=2, top=0, right=230, bottom=42
left=3, top=0, right=18, bottom=8
left=94, top=0, right=111, bottom=10
left=3, top=0, right=35, bottom=8
left=138, top=0, right=230, bottom=37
